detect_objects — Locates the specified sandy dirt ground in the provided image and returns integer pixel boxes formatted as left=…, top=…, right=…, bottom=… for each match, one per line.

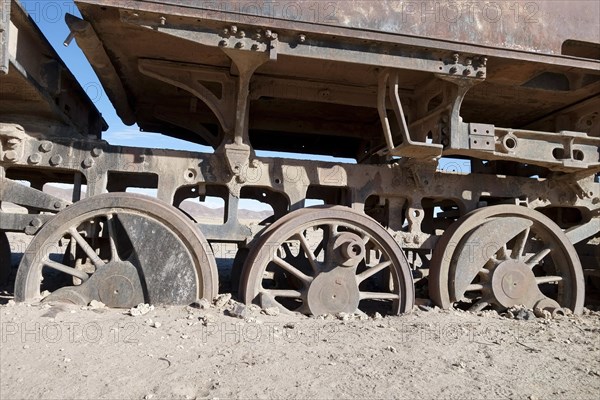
left=1, top=292, right=599, bottom=399
left=1, top=233, right=599, bottom=399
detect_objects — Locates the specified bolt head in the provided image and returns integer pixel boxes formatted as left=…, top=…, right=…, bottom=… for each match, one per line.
left=31, top=218, right=42, bottom=228
left=40, top=141, right=53, bottom=153
left=235, top=42, right=245, bottom=49
left=49, top=154, right=62, bottom=166
left=54, top=201, right=63, bottom=210
left=91, top=147, right=103, bottom=157
left=219, top=40, right=228, bottom=47
left=83, top=157, right=94, bottom=169
left=299, top=34, right=306, bottom=43
left=230, top=25, right=238, bottom=34
left=3, top=150, right=18, bottom=162
left=28, top=153, right=42, bottom=164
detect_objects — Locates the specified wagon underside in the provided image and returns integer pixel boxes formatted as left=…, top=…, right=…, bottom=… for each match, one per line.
left=1, top=0, right=599, bottom=316
left=72, top=0, right=600, bottom=168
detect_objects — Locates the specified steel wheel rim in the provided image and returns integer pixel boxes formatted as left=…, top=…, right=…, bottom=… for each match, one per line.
left=430, top=205, right=584, bottom=314
left=241, top=207, right=414, bottom=316
left=0, top=231, right=11, bottom=285
left=15, top=193, right=218, bottom=306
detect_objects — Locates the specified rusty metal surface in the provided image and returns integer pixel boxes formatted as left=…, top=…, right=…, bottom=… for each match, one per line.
left=0, top=0, right=107, bottom=138
left=77, top=0, right=600, bottom=59
left=68, top=0, right=599, bottom=163
left=429, top=205, right=586, bottom=314
left=0, top=0, right=598, bottom=312
left=14, top=193, right=219, bottom=305
left=0, top=231, right=10, bottom=283
left=0, top=0, right=9, bottom=74
left=240, top=206, right=415, bottom=315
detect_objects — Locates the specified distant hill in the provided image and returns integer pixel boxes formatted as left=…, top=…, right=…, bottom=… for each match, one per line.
left=4, top=185, right=273, bottom=222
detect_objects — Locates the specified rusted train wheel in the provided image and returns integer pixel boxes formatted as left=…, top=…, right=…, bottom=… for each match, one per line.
left=430, top=205, right=585, bottom=314
left=240, top=207, right=414, bottom=316
left=15, top=193, right=218, bottom=307
left=0, top=231, right=11, bottom=285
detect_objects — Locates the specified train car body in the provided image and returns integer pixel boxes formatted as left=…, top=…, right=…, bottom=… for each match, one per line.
left=1, top=0, right=598, bottom=315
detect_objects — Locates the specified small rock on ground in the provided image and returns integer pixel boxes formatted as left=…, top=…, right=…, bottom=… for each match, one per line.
left=228, top=303, right=248, bottom=319
left=263, top=307, right=280, bottom=317
left=129, top=303, right=155, bottom=317
left=89, top=300, right=106, bottom=309
left=214, top=293, right=232, bottom=308
left=190, top=298, right=211, bottom=309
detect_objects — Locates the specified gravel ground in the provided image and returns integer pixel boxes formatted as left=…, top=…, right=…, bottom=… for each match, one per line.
left=1, top=233, right=599, bottom=400
left=1, top=294, right=599, bottom=400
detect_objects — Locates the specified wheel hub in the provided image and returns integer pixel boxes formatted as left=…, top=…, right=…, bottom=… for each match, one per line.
left=490, top=260, right=538, bottom=308
left=332, top=232, right=366, bottom=268
left=44, top=261, right=145, bottom=308
left=306, top=269, right=360, bottom=315
left=95, top=261, right=145, bottom=307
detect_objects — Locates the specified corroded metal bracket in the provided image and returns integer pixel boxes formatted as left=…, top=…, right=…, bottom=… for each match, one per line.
left=0, top=177, right=70, bottom=212
left=65, top=13, right=136, bottom=125
left=378, top=69, right=443, bottom=159
left=139, top=59, right=236, bottom=135
left=458, top=123, right=600, bottom=172
left=0, top=0, right=9, bottom=74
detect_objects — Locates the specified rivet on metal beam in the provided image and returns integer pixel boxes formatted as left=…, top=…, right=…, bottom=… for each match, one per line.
left=28, top=154, right=42, bottom=165
left=299, top=34, right=306, bottom=43
left=49, top=155, right=63, bottom=166
left=159, top=16, right=166, bottom=26
left=40, top=141, right=53, bottom=153
left=83, top=157, right=94, bottom=169
left=3, top=151, right=17, bottom=162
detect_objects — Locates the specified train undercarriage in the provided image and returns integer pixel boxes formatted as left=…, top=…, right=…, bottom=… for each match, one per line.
left=1, top=0, right=599, bottom=316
